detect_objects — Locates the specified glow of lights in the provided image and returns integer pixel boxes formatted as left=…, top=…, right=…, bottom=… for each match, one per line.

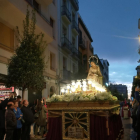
left=83, top=87, right=86, bottom=91
left=72, top=82, right=75, bottom=86
left=88, top=80, right=92, bottom=84
left=61, top=89, right=64, bottom=92
left=67, top=85, right=70, bottom=89
left=71, top=88, right=75, bottom=92
left=83, top=81, right=86, bottom=85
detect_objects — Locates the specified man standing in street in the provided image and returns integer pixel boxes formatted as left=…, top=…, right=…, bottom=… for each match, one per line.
left=21, top=100, right=34, bottom=140
left=5, top=102, right=17, bottom=140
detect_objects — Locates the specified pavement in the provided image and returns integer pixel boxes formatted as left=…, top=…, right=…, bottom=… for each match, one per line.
left=122, top=118, right=137, bottom=140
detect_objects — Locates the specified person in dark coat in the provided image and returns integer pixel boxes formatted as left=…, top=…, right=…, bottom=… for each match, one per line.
left=13, top=101, right=23, bottom=140
left=21, top=100, right=34, bottom=140
left=5, top=102, right=17, bottom=140
left=0, top=93, right=13, bottom=140
left=34, top=100, right=47, bottom=138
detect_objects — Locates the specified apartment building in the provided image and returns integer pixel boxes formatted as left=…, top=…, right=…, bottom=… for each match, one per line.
left=110, top=84, right=128, bottom=99
left=0, top=0, right=58, bottom=101
left=100, top=59, right=109, bottom=86
left=78, top=14, right=94, bottom=73
left=57, top=0, right=80, bottom=87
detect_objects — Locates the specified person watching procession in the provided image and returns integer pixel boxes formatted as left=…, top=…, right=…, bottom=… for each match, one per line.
left=135, top=86, right=140, bottom=139
left=13, top=100, right=23, bottom=140
left=5, top=102, right=17, bottom=140
left=21, top=100, right=34, bottom=140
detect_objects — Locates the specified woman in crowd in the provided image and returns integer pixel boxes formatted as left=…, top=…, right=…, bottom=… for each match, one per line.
left=34, top=99, right=47, bottom=138
left=13, top=100, right=23, bottom=140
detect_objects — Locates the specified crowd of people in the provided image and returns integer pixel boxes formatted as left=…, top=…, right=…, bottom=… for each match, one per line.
left=0, top=92, right=48, bottom=140
left=131, top=87, right=140, bottom=140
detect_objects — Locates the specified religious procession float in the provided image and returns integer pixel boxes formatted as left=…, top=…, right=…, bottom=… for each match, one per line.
left=46, top=56, right=123, bottom=140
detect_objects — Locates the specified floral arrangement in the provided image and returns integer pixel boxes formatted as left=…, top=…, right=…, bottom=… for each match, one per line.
left=46, top=92, right=118, bottom=103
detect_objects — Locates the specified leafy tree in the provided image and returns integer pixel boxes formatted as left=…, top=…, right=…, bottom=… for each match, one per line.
left=6, top=8, right=47, bottom=99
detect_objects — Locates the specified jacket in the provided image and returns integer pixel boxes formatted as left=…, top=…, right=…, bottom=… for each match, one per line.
left=0, top=98, right=13, bottom=129
left=13, top=107, right=22, bottom=129
left=5, top=108, right=17, bottom=129
left=21, top=106, right=34, bottom=125
left=36, top=105, right=47, bottom=126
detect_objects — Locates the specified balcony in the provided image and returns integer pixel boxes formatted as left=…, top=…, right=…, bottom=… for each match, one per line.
left=61, top=37, right=72, bottom=53
left=90, top=45, right=94, bottom=53
left=72, top=20, right=79, bottom=35
left=63, top=69, right=72, bottom=81
left=0, top=0, right=53, bottom=44
left=61, top=5, right=71, bottom=25
left=70, top=0, right=79, bottom=11
left=25, top=0, right=50, bottom=24
left=36, top=0, right=53, bottom=6
left=72, top=47, right=82, bottom=60
left=79, top=38, right=86, bottom=50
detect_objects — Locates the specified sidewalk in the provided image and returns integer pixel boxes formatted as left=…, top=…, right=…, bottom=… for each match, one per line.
left=122, top=118, right=137, bottom=140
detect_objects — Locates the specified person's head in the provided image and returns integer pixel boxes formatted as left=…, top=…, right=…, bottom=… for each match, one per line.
left=90, top=61, right=96, bottom=67
left=9, top=93, right=13, bottom=98
left=17, top=95, right=21, bottom=101
left=89, top=56, right=98, bottom=67
left=13, top=92, right=17, bottom=98
left=7, top=102, right=14, bottom=109
left=14, top=101, right=18, bottom=108
left=23, top=100, right=29, bottom=107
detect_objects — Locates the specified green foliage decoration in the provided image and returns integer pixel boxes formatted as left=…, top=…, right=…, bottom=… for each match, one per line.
left=6, top=8, right=47, bottom=97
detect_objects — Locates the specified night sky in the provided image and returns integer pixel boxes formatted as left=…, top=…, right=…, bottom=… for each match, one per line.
left=79, top=0, right=140, bottom=97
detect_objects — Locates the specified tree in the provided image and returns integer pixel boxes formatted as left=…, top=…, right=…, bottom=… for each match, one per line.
left=6, top=8, right=47, bottom=99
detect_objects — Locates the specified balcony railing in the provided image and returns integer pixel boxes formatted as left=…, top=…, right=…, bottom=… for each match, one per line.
left=79, top=38, right=86, bottom=49
left=90, top=45, right=93, bottom=53
left=61, top=5, right=71, bottom=23
left=72, top=47, right=82, bottom=59
left=72, top=20, right=79, bottom=34
left=61, top=37, right=72, bottom=53
left=63, top=69, right=72, bottom=80
left=25, top=0, right=50, bottom=25
left=70, top=0, right=79, bottom=11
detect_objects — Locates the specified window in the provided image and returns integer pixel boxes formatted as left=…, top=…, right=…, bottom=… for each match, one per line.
left=72, top=12, right=75, bottom=21
left=53, top=0, right=55, bottom=5
left=73, top=63, right=76, bottom=73
left=72, top=37, right=76, bottom=47
left=62, top=25, right=67, bottom=37
left=0, top=22, right=14, bottom=52
left=50, top=52, right=55, bottom=71
left=50, top=18, right=55, bottom=38
left=33, top=0, right=40, bottom=12
left=63, top=57, right=67, bottom=69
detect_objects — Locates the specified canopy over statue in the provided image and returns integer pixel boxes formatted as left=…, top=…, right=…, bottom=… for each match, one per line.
left=87, top=55, right=103, bottom=85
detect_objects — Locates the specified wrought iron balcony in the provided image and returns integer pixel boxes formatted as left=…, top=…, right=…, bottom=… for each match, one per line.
left=63, top=69, right=72, bottom=81
left=79, top=38, right=86, bottom=49
left=61, top=5, right=71, bottom=24
left=61, top=37, right=72, bottom=53
left=70, top=0, right=79, bottom=11
left=25, top=0, right=50, bottom=24
left=72, top=47, right=82, bottom=60
left=90, top=45, right=94, bottom=53
left=72, top=20, right=79, bottom=35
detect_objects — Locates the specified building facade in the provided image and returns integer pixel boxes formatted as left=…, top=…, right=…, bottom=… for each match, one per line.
left=0, top=0, right=58, bottom=101
left=110, top=84, right=128, bottom=99
left=57, top=0, right=80, bottom=89
left=100, top=59, right=109, bottom=86
left=78, top=14, right=93, bottom=73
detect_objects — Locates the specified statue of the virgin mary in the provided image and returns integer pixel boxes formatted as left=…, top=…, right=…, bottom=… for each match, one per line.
left=87, top=56, right=103, bottom=84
